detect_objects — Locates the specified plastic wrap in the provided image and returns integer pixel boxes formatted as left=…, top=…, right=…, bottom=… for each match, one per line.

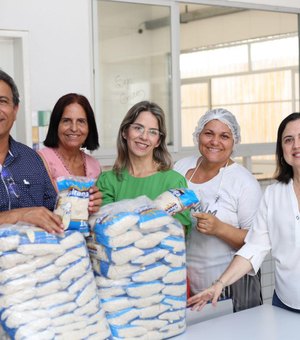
left=54, top=176, right=95, bottom=235
left=0, top=225, right=111, bottom=340
left=153, top=188, right=199, bottom=215
left=88, top=193, right=191, bottom=339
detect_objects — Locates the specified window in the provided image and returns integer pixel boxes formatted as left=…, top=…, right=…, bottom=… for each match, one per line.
left=93, top=1, right=299, bottom=172
left=94, top=0, right=173, bottom=151
left=180, top=33, right=299, bottom=147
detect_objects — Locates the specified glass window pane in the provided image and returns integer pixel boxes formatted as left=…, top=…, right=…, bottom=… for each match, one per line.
left=251, top=36, right=299, bottom=71
left=222, top=103, right=292, bottom=144
left=181, top=107, right=209, bottom=147
left=180, top=44, right=248, bottom=79
left=212, top=71, right=292, bottom=105
left=181, top=83, right=208, bottom=146
left=95, top=1, right=172, bottom=149
left=181, top=83, right=208, bottom=107
left=179, top=4, right=298, bottom=154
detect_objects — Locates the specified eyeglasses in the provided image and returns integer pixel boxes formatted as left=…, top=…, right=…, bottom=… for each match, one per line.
left=129, top=123, right=162, bottom=138
left=1, top=167, right=20, bottom=199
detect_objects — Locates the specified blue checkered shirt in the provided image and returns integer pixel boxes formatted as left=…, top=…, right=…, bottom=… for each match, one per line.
left=0, top=137, right=57, bottom=211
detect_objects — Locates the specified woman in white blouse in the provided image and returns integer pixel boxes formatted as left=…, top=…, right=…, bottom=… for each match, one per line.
left=188, top=112, right=300, bottom=313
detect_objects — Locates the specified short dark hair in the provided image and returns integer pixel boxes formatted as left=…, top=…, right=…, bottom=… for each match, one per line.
left=0, top=69, right=20, bottom=106
left=274, top=112, right=300, bottom=183
left=44, top=93, right=99, bottom=150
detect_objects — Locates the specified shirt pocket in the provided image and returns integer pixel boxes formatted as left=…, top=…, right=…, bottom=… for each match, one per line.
left=15, top=176, right=47, bottom=207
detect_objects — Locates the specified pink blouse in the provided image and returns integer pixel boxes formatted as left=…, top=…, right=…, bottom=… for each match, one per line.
left=38, top=147, right=101, bottom=185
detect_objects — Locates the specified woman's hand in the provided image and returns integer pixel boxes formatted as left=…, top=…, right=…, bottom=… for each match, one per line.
left=88, top=186, right=103, bottom=213
left=187, top=282, right=223, bottom=311
left=193, top=212, right=222, bottom=236
left=193, top=212, right=247, bottom=249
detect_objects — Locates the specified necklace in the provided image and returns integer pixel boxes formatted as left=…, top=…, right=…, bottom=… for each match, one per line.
left=188, top=157, right=230, bottom=203
left=54, top=148, right=87, bottom=176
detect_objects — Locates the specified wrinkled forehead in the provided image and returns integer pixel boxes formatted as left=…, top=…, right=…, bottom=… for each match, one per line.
left=61, top=103, right=87, bottom=119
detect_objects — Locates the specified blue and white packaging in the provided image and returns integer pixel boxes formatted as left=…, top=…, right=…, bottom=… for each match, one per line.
left=88, top=193, right=188, bottom=339
left=54, top=176, right=95, bottom=235
left=0, top=225, right=112, bottom=340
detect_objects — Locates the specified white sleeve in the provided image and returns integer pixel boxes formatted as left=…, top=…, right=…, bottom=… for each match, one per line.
left=236, top=187, right=272, bottom=273
left=173, top=156, right=197, bottom=177
left=236, top=170, right=262, bottom=229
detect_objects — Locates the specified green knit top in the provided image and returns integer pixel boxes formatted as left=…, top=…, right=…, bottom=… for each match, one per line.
left=96, top=168, right=192, bottom=231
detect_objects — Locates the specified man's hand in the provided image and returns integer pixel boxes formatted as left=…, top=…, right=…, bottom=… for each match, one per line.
left=1, top=207, right=65, bottom=234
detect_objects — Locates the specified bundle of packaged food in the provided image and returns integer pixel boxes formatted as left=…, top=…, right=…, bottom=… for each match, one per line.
left=0, top=324, right=9, bottom=340
left=153, top=188, right=198, bottom=216
left=54, top=176, right=96, bottom=236
left=0, top=224, right=111, bottom=340
left=87, top=189, right=198, bottom=339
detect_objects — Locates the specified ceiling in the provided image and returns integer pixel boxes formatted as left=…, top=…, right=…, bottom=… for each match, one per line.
left=143, top=5, right=247, bottom=30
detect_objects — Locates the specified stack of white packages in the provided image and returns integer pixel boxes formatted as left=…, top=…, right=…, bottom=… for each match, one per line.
left=0, top=324, right=9, bottom=340
left=0, top=225, right=112, bottom=340
left=87, top=196, right=187, bottom=339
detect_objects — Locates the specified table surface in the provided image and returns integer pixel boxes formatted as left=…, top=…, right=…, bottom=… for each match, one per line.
left=173, top=304, right=300, bottom=340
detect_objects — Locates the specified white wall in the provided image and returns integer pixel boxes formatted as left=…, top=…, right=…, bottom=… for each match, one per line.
left=0, top=0, right=94, bottom=112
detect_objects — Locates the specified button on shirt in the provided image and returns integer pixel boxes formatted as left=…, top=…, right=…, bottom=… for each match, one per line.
left=236, top=180, right=300, bottom=309
left=0, top=137, right=57, bottom=212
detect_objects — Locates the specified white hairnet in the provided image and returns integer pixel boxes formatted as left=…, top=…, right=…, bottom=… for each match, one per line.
left=193, top=108, right=241, bottom=146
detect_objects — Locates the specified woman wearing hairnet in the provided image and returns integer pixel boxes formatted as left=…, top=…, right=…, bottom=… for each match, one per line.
left=174, top=108, right=263, bottom=312
left=187, top=112, right=300, bottom=314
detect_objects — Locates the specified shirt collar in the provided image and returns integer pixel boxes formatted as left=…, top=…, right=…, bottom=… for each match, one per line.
left=4, top=136, right=18, bottom=167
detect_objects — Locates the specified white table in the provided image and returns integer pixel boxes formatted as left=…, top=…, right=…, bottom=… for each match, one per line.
left=174, top=304, right=300, bottom=340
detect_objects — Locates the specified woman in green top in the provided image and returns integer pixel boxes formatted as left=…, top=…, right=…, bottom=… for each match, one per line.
left=96, top=100, right=191, bottom=232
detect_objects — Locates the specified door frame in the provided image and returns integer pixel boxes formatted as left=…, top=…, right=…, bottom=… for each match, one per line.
left=0, top=30, right=31, bottom=146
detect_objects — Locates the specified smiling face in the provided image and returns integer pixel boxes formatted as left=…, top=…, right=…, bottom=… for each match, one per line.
left=57, top=103, right=89, bottom=150
left=282, top=119, right=300, bottom=170
left=123, top=110, right=161, bottom=161
left=0, top=80, right=18, bottom=141
left=198, top=119, right=234, bottom=165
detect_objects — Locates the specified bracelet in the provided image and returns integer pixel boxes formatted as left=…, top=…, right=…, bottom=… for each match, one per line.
left=213, top=279, right=226, bottom=289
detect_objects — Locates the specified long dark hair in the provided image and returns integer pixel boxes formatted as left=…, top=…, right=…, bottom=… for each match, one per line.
left=44, top=93, right=99, bottom=150
left=113, top=101, right=172, bottom=177
left=274, top=112, right=300, bottom=183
